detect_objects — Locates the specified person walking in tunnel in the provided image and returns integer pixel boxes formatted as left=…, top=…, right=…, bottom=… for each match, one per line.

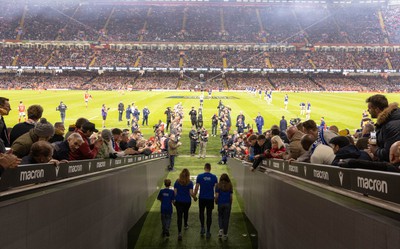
left=174, top=168, right=197, bottom=241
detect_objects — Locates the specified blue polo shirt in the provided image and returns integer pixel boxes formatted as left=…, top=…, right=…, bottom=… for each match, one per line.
left=157, top=188, right=175, bottom=214
left=174, top=180, right=194, bottom=203
left=216, top=187, right=233, bottom=205
left=196, top=172, right=218, bottom=200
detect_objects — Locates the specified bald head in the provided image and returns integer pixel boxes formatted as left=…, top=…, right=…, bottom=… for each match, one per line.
left=301, top=134, right=316, bottom=151
left=286, top=126, right=298, bottom=141
left=390, top=141, right=400, bottom=164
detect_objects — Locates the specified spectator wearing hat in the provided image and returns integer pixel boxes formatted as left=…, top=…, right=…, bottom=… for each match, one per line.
left=10, top=104, right=43, bottom=145
left=70, top=121, right=102, bottom=160
left=97, top=129, right=134, bottom=159
left=330, top=136, right=371, bottom=166
left=52, top=132, right=84, bottom=161
left=12, top=118, right=55, bottom=158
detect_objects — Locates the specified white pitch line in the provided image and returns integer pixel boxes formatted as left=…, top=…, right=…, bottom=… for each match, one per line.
left=88, top=116, right=99, bottom=120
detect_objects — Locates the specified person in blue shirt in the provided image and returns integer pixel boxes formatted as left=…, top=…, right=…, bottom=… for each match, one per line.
left=254, top=112, right=264, bottom=135
left=157, top=179, right=175, bottom=238
left=194, top=163, right=218, bottom=238
left=142, top=106, right=150, bottom=126
left=125, top=105, right=132, bottom=126
left=284, top=94, right=289, bottom=110
left=215, top=173, right=233, bottom=241
left=174, top=168, right=197, bottom=241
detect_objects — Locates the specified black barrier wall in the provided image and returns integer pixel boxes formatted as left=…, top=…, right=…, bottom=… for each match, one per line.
left=0, top=155, right=168, bottom=249
left=230, top=159, right=400, bottom=249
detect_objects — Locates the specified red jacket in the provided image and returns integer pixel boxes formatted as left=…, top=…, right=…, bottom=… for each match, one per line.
left=69, top=130, right=99, bottom=160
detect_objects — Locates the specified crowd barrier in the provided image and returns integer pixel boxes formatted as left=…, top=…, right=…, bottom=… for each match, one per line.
left=0, top=153, right=168, bottom=249
left=0, top=153, right=167, bottom=193
left=230, top=159, right=400, bottom=249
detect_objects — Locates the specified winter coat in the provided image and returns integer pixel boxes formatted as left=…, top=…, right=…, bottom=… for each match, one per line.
left=11, top=129, right=39, bottom=158
left=375, top=103, right=400, bottom=162
left=331, top=144, right=372, bottom=166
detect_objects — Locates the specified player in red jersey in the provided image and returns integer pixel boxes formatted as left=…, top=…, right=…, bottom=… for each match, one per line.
left=84, top=91, right=92, bottom=108
left=18, top=101, right=26, bottom=123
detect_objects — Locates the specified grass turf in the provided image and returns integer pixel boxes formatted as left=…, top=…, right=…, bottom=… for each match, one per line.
left=2, top=90, right=400, bottom=153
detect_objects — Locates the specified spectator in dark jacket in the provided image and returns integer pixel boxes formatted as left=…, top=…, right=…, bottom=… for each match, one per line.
left=251, top=135, right=271, bottom=171
left=329, top=136, right=371, bottom=166
left=52, top=132, right=84, bottom=161
left=366, top=94, right=400, bottom=162
left=21, top=141, right=59, bottom=165
left=10, top=104, right=43, bottom=144
left=49, top=122, right=65, bottom=143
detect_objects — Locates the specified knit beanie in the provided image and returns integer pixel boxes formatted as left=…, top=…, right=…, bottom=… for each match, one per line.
left=101, top=129, right=112, bottom=142
left=34, top=118, right=55, bottom=138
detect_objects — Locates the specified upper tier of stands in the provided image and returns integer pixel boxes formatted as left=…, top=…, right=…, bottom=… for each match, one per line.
left=0, top=3, right=399, bottom=44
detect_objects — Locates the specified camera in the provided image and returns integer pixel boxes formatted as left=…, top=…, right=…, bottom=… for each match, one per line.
left=290, top=118, right=301, bottom=126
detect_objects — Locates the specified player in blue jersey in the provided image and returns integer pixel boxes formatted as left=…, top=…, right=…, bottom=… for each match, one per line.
left=306, top=101, right=311, bottom=120
left=174, top=168, right=197, bottom=241
left=215, top=173, right=233, bottom=241
left=194, top=163, right=218, bottom=238
left=284, top=94, right=289, bottom=110
left=157, top=179, right=175, bottom=238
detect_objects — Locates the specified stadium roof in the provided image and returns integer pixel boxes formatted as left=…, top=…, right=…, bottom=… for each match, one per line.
left=1, top=0, right=391, bottom=5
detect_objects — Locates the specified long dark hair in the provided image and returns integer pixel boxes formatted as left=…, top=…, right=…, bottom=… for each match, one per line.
left=217, top=173, right=232, bottom=192
left=178, top=168, right=190, bottom=186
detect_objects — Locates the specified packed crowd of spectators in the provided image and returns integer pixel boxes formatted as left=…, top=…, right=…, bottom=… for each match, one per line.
left=93, top=49, right=140, bottom=67
left=0, top=72, right=399, bottom=92
left=269, top=51, right=313, bottom=69
left=312, top=75, right=369, bottom=92
left=269, top=75, right=322, bottom=91
left=133, top=72, right=178, bottom=90
left=1, top=45, right=397, bottom=72
left=382, top=7, right=400, bottom=44
left=0, top=4, right=398, bottom=44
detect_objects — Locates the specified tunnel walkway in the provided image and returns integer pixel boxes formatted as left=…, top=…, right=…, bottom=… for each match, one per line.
left=129, top=156, right=257, bottom=249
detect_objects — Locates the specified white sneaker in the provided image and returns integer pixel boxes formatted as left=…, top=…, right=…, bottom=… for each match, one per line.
left=218, top=229, right=223, bottom=238
left=223, top=234, right=228, bottom=241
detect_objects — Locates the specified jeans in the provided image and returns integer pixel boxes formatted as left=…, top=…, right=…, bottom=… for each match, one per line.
left=199, top=198, right=214, bottom=232
left=176, top=201, right=191, bottom=233
left=169, top=155, right=175, bottom=169
left=161, top=213, right=172, bottom=234
left=218, top=203, right=231, bottom=235
left=190, top=140, right=197, bottom=154
left=212, top=124, right=217, bottom=136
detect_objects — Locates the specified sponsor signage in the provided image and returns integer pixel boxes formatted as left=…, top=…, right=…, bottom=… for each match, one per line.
left=1, top=64, right=397, bottom=74
left=0, top=164, right=56, bottom=191
left=351, top=170, right=400, bottom=203
left=57, top=162, right=87, bottom=179
left=0, top=153, right=167, bottom=191
left=261, top=159, right=400, bottom=204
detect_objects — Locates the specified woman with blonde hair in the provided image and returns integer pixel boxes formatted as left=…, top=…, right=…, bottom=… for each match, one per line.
left=215, top=173, right=233, bottom=241
left=269, top=135, right=286, bottom=159
left=174, top=168, right=197, bottom=241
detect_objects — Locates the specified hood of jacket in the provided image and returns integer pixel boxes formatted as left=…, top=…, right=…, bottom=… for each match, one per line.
left=376, top=103, right=400, bottom=128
